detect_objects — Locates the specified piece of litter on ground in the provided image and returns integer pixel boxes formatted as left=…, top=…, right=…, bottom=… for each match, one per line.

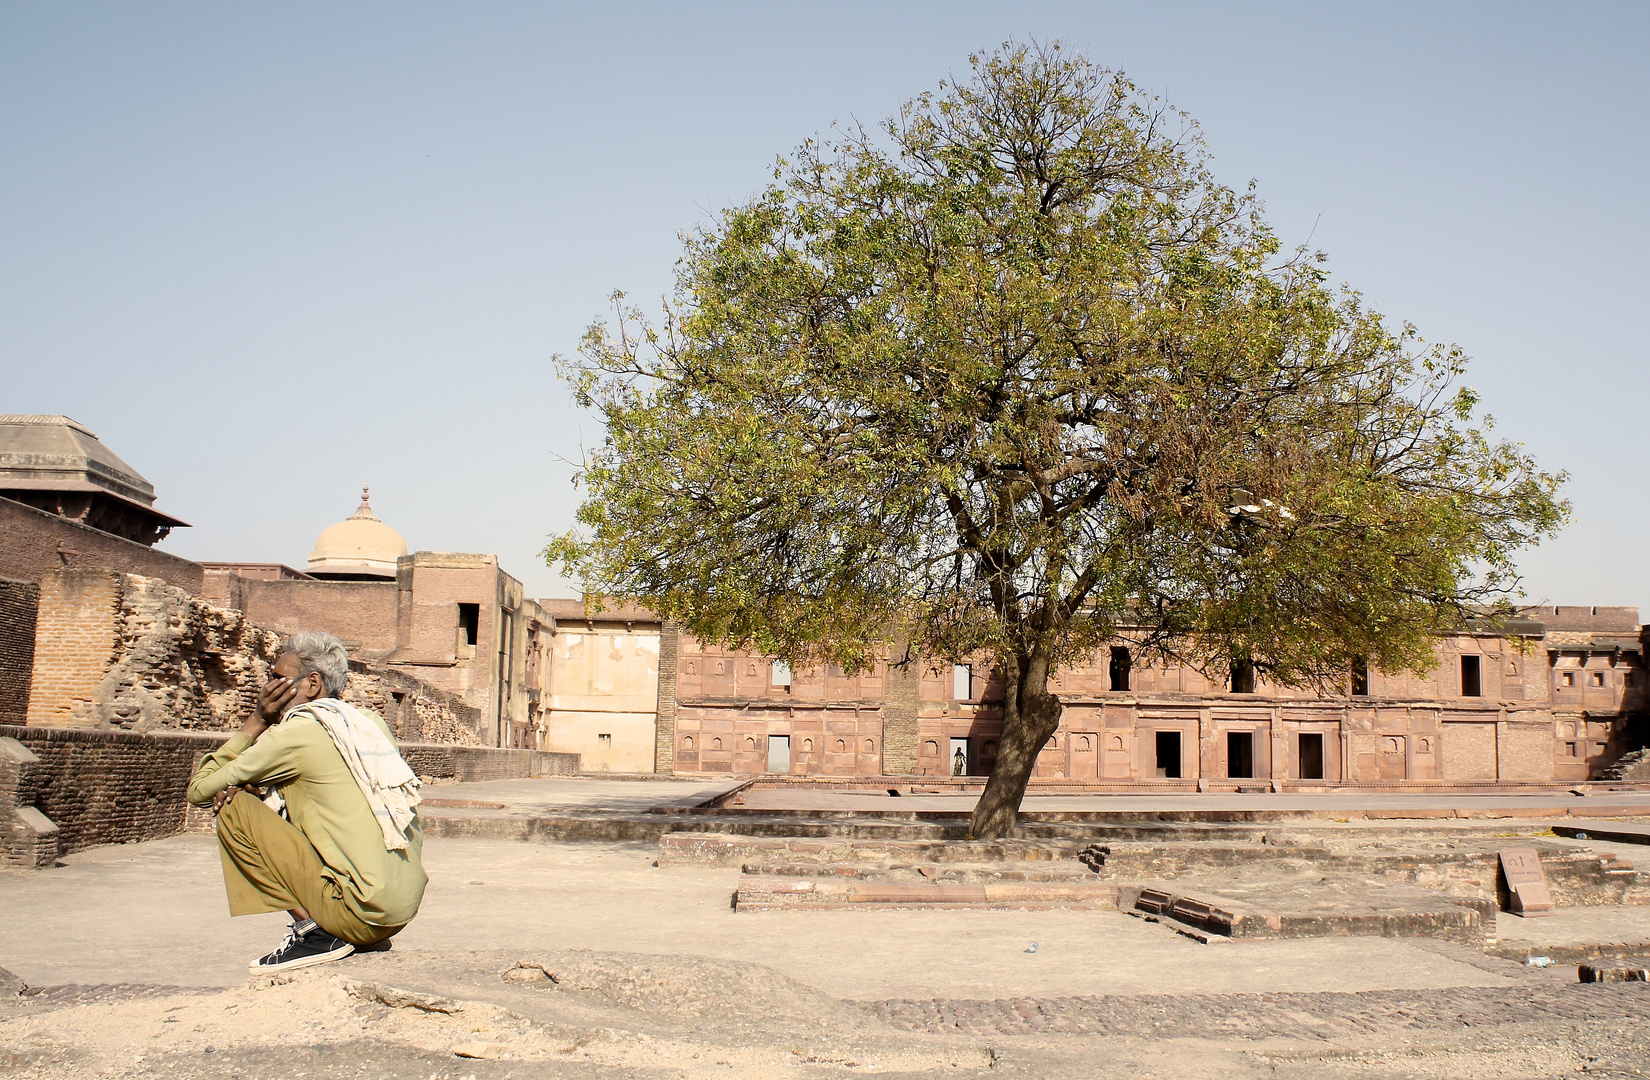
left=1025, top=942, right=1039, bottom=954
left=1526, top=956, right=1553, bottom=967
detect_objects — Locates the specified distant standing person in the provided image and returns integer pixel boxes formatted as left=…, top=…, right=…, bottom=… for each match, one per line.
left=188, top=631, right=427, bottom=973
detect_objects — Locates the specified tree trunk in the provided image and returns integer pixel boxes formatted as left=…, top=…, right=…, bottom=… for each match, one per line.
left=969, top=651, right=1063, bottom=839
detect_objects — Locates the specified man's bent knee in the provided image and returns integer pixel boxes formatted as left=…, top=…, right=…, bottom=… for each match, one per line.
left=214, top=789, right=262, bottom=839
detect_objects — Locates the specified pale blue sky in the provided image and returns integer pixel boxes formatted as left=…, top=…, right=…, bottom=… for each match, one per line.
left=2, top=3, right=1645, bottom=609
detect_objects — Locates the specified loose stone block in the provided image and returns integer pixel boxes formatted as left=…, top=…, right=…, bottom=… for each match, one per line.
left=1500, top=847, right=1557, bottom=916
left=1578, top=961, right=1650, bottom=983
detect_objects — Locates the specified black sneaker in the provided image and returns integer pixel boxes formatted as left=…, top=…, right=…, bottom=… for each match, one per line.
left=250, top=924, right=355, bottom=973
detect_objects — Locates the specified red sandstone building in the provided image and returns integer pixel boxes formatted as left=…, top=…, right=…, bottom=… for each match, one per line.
left=663, top=611, right=1645, bottom=787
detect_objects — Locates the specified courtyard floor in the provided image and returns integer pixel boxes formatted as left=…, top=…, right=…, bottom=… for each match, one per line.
left=5, top=785, right=1650, bottom=1078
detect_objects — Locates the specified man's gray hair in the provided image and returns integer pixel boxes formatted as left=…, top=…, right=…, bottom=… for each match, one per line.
left=281, top=631, right=350, bottom=697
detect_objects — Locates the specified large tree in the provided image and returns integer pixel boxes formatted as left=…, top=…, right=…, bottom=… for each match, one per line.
left=549, top=42, right=1567, bottom=838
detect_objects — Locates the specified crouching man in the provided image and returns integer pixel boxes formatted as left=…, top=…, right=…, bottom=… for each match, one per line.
left=188, top=631, right=426, bottom=973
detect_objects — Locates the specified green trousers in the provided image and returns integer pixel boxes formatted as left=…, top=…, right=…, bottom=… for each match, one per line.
left=215, top=790, right=403, bottom=947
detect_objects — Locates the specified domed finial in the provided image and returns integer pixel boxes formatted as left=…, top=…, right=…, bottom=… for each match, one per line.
left=349, top=483, right=380, bottom=522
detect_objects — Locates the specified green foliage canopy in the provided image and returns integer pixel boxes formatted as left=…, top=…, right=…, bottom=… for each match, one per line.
left=550, top=41, right=1568, bottom=697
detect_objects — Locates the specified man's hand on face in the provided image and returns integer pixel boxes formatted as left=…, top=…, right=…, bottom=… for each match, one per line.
left=257, top=675, right=300, bottom=725
left=244, top=660, right=311, bottom=738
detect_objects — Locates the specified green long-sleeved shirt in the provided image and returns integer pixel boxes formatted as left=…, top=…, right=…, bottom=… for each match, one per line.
left=188, top=707, right=427, bottom=927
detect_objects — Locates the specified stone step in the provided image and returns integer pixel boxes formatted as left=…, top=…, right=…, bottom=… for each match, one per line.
left=738, top=860, right=1103, bottom=884
left=733, top=873, right=1122, bottom=911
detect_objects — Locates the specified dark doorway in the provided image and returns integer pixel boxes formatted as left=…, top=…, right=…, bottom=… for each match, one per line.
left=1461, top=655, right=1482, bottom=697
left=1298, top=732, right=1325, bottom=780
left=1154, top=731, right=1181, bottom=779
left=1230, top=660, right=1255, bottom=694
left=458, top=603, right=480, bottom=647
left=1109, top=647, right=1132, bottom=691
left=1227, top=731, right=1254, bottom=779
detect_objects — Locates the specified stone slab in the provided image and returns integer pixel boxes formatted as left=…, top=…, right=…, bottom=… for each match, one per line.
left=1501, top=846, right=1558, bottom=916
left=1555, top=820, right=1650, bottom=846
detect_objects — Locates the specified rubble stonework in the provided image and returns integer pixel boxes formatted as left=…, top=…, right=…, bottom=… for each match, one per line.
left=343, top=662, right=482, bottom=746
left=22, top=568, right=485, bottom=745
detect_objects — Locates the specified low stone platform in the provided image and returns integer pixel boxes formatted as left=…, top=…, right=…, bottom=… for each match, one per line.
left=1126, top=877, right=1496, bottom=945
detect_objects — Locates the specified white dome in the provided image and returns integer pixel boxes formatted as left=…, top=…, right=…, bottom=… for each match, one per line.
left=306, top=486, right=407, bottom=579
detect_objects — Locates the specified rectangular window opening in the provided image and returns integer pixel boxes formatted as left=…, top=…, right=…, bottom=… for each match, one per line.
left=1591, top=671, right=1606, bottom=687
left=1154, top=731, right=1181, bottom=779
left=1461, top=654, right=1482, bottom=697
left=1350, top=657, right=1369, bottom=697
left=770, top=660, right=792, bottom=688
left=1298, top=732, right=1325, bottom=780
left=1227, top=731, right=1254, bottom=779
left=1230, top=660, right=1255, bottom=695
left=1562, top=671, right=1576, bottom=687
left=458, top=603, right=480, bottom=647
left=953, top=663, right=973, bottom=701
left=597, top=733, right=611, bottom=745
left=1109, top=646, right=1132, bottom=692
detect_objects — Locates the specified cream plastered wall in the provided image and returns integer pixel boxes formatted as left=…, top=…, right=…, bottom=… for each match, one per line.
left=543, top=629, right=660, bottom=772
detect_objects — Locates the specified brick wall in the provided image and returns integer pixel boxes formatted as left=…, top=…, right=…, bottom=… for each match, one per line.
left=203, top=571, right=399, bottom=653
left=0, top=496, right=203, bottom=593
left=1, top=736, right=59, bottom=866
left=883, top=658, right=921, bottom=776
left=0, top=576, right=39, bottom=725
left=0, top=724, right=222, bottom=858
left=0, top=724, right=567, bottom=864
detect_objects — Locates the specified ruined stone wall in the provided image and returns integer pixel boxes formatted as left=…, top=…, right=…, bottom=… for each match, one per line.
left=344, top=661, right=482, bottom=746
left=26, top=568, right=284, bottom=730
left=23, top=568, right=489, bottom=746
left=0, top=576, right=39, bottom=725
left=0, top=495, right=203, bottom=593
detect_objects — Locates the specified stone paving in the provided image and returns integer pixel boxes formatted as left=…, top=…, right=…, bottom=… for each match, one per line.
left=867, top=982, right=1650, bottom=1040
left=10, top=809, right=1650, bottom=1078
